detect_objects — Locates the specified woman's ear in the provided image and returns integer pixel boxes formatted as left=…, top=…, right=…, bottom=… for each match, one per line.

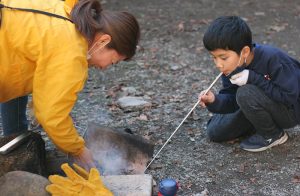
left=94, top=33, right=111, bottom=46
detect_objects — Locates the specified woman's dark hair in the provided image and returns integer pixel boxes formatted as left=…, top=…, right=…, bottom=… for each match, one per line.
left=71, top=0, right=140, bottom=60
left=203, top=16, right=252, bottom=54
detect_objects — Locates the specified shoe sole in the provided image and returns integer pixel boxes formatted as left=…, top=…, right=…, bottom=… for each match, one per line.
left=242, top=132, right=288, bottom=152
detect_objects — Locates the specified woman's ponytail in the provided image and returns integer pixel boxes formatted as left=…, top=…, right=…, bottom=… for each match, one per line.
left=71, top=0, right=103, bottom=43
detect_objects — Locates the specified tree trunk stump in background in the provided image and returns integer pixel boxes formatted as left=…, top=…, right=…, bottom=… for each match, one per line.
left=0, top=132, right=46, bottom=177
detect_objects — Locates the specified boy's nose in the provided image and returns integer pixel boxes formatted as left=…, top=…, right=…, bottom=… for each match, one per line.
left=213, top=59, right=223, bottom=69
left=216, top=63, right=224, bottom=69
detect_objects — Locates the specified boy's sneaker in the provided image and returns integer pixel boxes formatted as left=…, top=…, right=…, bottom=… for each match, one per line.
left=240, top=131, right=288, bottom=152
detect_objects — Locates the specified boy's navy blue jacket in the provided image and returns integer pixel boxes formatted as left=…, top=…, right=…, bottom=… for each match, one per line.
left=207, top=43, right=300, bottom=123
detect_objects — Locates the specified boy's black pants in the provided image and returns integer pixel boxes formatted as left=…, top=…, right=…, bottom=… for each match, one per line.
left=206, top=84, right=298, bottom=142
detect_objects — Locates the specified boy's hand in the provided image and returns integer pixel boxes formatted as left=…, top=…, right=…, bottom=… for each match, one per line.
left=198, top=90, right=215, bottom=108
left=230, top=70, right=249, bottom=86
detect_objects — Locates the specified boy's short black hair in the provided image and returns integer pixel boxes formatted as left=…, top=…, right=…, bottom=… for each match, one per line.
left=203, top=16, right=252, bottom=54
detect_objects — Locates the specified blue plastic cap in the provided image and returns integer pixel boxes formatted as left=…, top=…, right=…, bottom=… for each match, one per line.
left=159, top=178, right=178, bottom=196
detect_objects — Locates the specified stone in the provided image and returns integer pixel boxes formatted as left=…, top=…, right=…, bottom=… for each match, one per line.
left=170, top=63, right=181, bottom=71
left=117, top=96, right=151, bottom=111
left=0, top=171, right=50, bottom=196
left=103, top=174, right=153, bottom=196
left=121, top=87, right=137, bottom=95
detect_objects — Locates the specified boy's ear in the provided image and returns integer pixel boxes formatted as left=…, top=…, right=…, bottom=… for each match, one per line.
left=241, top=46, right=251, bottom=58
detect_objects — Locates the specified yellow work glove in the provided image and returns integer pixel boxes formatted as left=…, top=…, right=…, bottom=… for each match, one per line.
left=72, top=163, right=109, bottom=193
left=46, top=163, right=114, bottom=196
left=72, top=163, right=89, bottom=180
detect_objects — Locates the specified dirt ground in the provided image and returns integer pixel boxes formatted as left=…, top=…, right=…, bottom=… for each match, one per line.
left=82, top=1, right=299, bottom=195
left=1, top=0, right=300, bottom=195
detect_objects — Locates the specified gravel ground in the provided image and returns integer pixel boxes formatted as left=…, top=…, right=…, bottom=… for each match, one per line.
left=1, top=0, right=300, bottom=195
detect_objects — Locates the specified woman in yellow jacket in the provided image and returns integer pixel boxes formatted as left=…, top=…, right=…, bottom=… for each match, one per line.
left=0, top=0, right=140, bottom=169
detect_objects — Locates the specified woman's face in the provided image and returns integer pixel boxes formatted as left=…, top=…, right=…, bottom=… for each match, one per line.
left=88, top=47, right=126, bottom=70
left=87, top=34, right=126, bottom=70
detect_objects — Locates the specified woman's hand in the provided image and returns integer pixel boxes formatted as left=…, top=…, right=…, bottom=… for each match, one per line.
left=198, top=90, right=215, bottom=108
left=70, top=146, right=96, bottom=171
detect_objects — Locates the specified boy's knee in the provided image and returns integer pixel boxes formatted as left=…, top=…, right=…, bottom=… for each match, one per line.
left=206, top=125, right=225, bottom=142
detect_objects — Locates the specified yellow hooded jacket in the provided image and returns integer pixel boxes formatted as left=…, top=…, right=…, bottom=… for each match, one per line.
left=0, top=0, right=88, bottom=155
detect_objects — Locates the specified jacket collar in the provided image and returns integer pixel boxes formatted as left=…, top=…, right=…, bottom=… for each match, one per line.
left=64, top=0, right=78, bottom=16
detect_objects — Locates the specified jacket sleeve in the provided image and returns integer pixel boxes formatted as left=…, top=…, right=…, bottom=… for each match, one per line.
left=206, top=75, right=240, bottom=113
left=247, top=56, right=299, bottom=107
left=33, top=27, right=88, bottom=155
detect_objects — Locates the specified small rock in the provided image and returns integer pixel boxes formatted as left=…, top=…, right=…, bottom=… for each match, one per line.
left=122, top=86, right=137, bottom=95
left=205, top=178, right=213, bottom=183
left=117, top=96, right=151, bottom=111
left=138, top=114, right=149, bottom=121
left=170, top=64, right=181, bottom=71
left=190, top=137, right=196, bottom=142
left=146, top=91, right=155, bottom=96
left=254, top=12, right=265, bottom=16
left=193, top=188, right=209, bottom=196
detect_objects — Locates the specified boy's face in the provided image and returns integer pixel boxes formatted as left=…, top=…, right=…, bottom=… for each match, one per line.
left=210, top=49, right=243, bottom=76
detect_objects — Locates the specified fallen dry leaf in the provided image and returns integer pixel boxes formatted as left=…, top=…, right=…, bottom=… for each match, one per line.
left=187, top=128, right=195, bottom=136
left=106, top=84, right=124, bottom=98
left=250, top=178, right=257, bottom=183
left=269, top=23, right=288, bottom=32
left=149, top=163, right=163, bottom=170
left=238, top=163, right=246, bottom=173
left=292, top=175, right=300, bottom=183
left=184, top=182, right=193, bottom=189
left=268, top=164, right=279, bottom=170
left=143, top=134, right=151, bottom=140
left=226, top=138, right=240, bottom=144
left=155, top=139, right=163, bottom=145
left=177, top=21, right=185, bottom=32
left=138, top=114, right=148, bottom=121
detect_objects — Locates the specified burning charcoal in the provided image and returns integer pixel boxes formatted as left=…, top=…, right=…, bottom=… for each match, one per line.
left=123, top=128, right=134, bottom=134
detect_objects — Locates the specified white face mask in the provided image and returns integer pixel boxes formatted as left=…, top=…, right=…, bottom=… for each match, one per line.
left=87, top=41, right=109, bottom=60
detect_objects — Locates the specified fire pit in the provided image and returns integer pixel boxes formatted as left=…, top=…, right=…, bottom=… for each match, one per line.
left=84, top=123, right=154, bottom=175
